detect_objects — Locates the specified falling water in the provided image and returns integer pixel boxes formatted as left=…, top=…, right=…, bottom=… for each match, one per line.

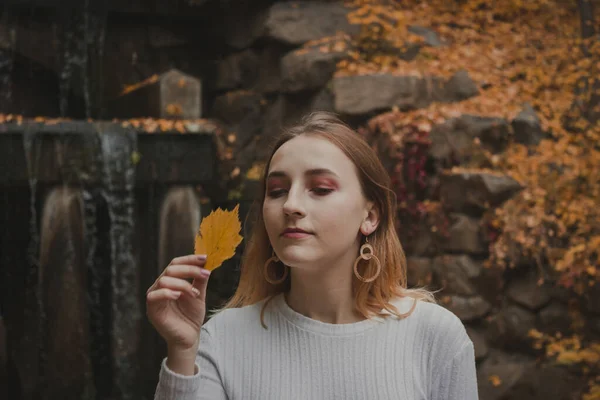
left=21, top=128, right=44, bottom=395
left=58, top=0, right=108, bottom=119
left=58, top=9, right=84, bottom=117
left=0, top=19, right=16, bottom=112
left=79, top=131, right=112, bottom=399
left=87, top=1, right=108, bottom=119
left=99, top=125, right=139, bottom=400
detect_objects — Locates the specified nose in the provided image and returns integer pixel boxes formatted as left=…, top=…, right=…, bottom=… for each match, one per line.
left=282, top=187, right=306, bottom=218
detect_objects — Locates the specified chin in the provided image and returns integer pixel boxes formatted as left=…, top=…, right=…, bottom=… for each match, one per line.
left=277, top=247, right=316, bottom=267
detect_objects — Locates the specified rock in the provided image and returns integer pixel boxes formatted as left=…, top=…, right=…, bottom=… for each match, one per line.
left=407, top=223, right=438, bottom=257
left=280, top=37, right=350, bottom=92
left=39, top=187, right=93, bottom=398
left=396, top=43, right=422, bottom=61
left=432, top=254, right=482, bottom=296
left=215, top=50, right=260, bottom=91
left=283, top=87, right=335, bottom=126
left=506, top=273, right=552, bottom=311
left=506, top=364, right=587, bottom=400
left=332, top=72, right=477, bottom=115
left=440, top=171, right=522, bottom=214
left=466, top=326, right=489, bottom=361
left=429, top=115, right=511, bottom=163
left=332, top=74, right=421, bottom=115
left=211, top=90, right=266, bottom=147
left=477, top=350, right=535, bottom=400
left=472, top=264, right=505, bottom=307
left=548, top=284, right=571, bottom=303
left=442, top=214, right=487, bottom=255
left=255, top=44, right=288, bottom=94
left=237, top=137, right=261, bottom=173
left=158, top=187, right=201, bottom=274
left=211, top=90, right=264, bottom=124
left=407, top=25, right=443, bottom=47
left=590, top=316, right=600, bottom=335
left=264, top=2, right=360, bottom=46
left=584, top=283, right=600, bottom=314
left=406, top=257, right=433, bottom=288
left=536, top=301, right=571, bottom=335
left=257, top=96, right=286, bottom=158
left=429, top=119, right=472, bottom=162
left=109, top=68, right=202, bottom=119
left=457, top=114, right=511, bottom=153
left=148, top=26, right=188, bottom=48
left=512, top=103, right=544, bottom=146
left=443, top=70, right=479, bottom=101
left=487, top=305, right=536, bottom=351
left=221, top=2, right=270, bottom=49
left=442, top=295, right=491, bottom=321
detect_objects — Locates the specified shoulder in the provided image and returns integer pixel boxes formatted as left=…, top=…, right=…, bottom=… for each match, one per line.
left=387, top=297, right=472, bottom=356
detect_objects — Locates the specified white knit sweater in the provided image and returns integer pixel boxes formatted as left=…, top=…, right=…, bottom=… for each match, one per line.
left=154, top=294, right=478, bottom=400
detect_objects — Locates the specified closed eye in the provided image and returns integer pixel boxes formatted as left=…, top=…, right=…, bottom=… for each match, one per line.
left=311, top=188, right=334, bottom=195
left=267, top=189, right=287, bottom=198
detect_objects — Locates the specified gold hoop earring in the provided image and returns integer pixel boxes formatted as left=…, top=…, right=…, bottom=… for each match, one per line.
left=353, top=237, right=381, bottom=283
left=264, top=252, right=289, bottom=284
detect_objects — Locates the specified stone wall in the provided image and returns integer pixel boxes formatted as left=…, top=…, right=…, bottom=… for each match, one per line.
left=1, top=0, right=596, bottom=398
left=199, top=2, right=596, bottom=398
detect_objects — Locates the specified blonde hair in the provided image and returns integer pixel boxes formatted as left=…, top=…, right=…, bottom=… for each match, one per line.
left=217, top=112, right=435, bottom=326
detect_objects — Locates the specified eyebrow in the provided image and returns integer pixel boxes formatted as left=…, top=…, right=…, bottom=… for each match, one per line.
left=266, top=168, right=339, bottom=179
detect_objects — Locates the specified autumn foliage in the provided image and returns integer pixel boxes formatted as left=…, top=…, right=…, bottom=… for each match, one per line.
left=343, top=0, right=599, bottom=395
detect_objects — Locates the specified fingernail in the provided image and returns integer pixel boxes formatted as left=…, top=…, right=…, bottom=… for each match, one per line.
left=197, top=255, right=207, bottom=261
left=191, top=287, right=201, bottom=297
left=200, top=268, right=211, bottom=278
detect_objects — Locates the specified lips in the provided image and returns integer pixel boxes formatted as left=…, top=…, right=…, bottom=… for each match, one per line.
left=281, top=227, right=312, bottom=236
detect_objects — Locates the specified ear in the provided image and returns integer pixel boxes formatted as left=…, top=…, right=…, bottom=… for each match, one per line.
left=360, top=201, right=380, bottom=236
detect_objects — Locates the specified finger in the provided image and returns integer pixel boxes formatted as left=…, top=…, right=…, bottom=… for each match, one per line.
left=191, top=268, right=211, bottom=301
left=155, top=276, right=200, bottom=298
left=148, top=264, right=208, bottom=294
left=146, top=288, right=182, bottom=302
left=169, top=254, right=207, bottom=267
left=162, top=264, right=210, bottom=279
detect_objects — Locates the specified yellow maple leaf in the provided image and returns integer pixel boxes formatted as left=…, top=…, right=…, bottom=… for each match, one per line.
left=194, top=204, right=243, bottom=271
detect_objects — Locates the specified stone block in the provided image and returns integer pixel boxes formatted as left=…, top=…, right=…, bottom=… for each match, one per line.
left=506, top=272, right=552, bottom=311
left=440, top=170, right=522, bottom=214
left=110, top=68, right=202, bottom=119
left=215, top=50, right=260, bottom=91
left=280, top=36, right=350, bottom=93
left=432, top=254, right=482, bottom=296
left=264, top=2, right=360, bottom=46
left=512, top=103, right=544, bottom=146
left=487, top=305, right=536, bottom=351
left=442, top=295, right=491, bottom=321
left=333, top=74, right=422, bottom=115
left=406, top=257, right=433, bottom=288
left=442, top=214, right=487, bottom=255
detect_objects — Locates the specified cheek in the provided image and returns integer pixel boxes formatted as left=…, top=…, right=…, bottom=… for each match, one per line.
left=262, top=202, right=279, bottom=233
left=315, top=198, right=362, bottom=237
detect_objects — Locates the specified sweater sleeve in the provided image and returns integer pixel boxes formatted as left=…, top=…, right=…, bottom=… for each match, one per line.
left=431, top=340, right=478, bottom=400
left=153, top=326, right=228, bottom=400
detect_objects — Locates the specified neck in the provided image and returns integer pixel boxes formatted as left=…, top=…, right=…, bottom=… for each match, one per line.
left=284, top=251, right=365, bottom=324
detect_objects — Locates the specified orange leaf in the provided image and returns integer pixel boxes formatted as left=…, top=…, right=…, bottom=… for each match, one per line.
left=194, top=204, right=243, bottom=271
left=488, top=375, right=502, bottom=387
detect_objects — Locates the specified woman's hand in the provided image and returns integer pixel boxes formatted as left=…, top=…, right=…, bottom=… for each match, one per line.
left=146, top=254, right=211, bottom=353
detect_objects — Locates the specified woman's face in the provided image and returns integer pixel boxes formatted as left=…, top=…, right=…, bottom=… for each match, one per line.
left=263, top=135, right=375, bottom=270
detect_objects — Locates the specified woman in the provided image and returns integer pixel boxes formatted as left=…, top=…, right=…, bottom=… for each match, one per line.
left=147, top=112, right=478, bottom=399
